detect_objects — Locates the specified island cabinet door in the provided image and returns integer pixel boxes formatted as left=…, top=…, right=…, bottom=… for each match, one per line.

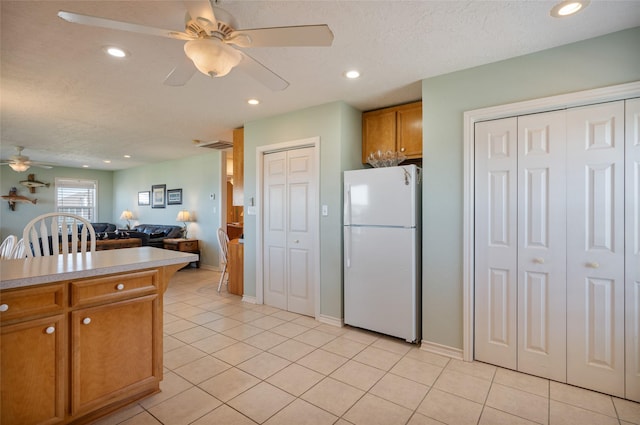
left=1, top=315, right=66, bottom=425
left=70, top=294, right=161, bottom=416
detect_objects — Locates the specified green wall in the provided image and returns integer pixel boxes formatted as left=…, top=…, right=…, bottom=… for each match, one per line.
left=243, top=101, right=361, bottom=319
left=421, top=26, right=640, bottom=350
left=0, top=166, right=114, bottom=239
left=113, top=151, right=223, bottom=268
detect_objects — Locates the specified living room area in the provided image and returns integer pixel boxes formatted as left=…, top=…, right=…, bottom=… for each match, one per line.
left=0, top=147, right=231, bottom=271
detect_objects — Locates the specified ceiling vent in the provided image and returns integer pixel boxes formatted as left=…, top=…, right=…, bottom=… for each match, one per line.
left=196, top=140, right=233, bottom=150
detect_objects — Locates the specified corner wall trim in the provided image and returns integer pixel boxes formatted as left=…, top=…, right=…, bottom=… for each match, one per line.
left=420, top=340, right=464, bottom=361
left=242, top=295, right=257, bottom=304
left=318, top=314, right=343, bottom=328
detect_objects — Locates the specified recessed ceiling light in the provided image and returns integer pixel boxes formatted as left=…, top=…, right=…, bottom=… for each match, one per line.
left=550, top=0, right=589, bottom=17
left=123, top=154, right=131, bottom=158
left=345, top=70, right=361, bottom=79
left=103, top=46, right=128, bottom=58
left=247, top=99, right=260, bottom=105
left=103, top=160, right=111, bottom=164
left=82, top=165, right=89, bottom=168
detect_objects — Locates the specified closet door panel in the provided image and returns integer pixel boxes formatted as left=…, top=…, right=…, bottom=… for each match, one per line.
left=626, top=98, right=640, bottom=402
left=567, top=101, right=625, bottom=397
left=517, top=111, right=567, bottom=381
left=475, top=117, right=518, bottom=369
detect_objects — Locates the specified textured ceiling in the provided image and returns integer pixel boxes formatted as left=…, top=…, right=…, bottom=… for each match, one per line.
left=1, top=0, right=639, bottom=170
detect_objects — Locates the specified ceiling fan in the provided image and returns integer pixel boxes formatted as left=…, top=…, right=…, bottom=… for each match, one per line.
left=57, top=0, right=334, bottom=91
left=0, top=147, right=54, bottom=172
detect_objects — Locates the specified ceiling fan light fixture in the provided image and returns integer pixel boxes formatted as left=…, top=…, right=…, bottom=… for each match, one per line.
left=9, top=162, right=30, bottom=172
left=550, top=0, right=589, bottom=17
left=184, top=38, right=242, bottom=78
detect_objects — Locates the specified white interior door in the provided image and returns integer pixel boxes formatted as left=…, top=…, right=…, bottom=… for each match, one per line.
left=474, top=117, right=518, bottom=370
left=566, top=101, right=625, bottom=397
left=263, top=147, right=316, bottom=316
left=516, top=111, right=567, bottom=381
left=625, top=98, right=640, bottom=402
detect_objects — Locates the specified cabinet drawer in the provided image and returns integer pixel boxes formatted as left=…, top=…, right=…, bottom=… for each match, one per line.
left=0, top=284, right=66, bottom=323
left=71, top=270, right=158, bottom=307
left=179, top=241, right=198, bottom=251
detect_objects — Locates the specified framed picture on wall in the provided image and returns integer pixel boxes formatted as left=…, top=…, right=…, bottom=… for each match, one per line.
left=138, top=191, right=150, bottom=206
left=167, top=189, right=182, bottom=205
left=151, top=184, right=166, bottom=208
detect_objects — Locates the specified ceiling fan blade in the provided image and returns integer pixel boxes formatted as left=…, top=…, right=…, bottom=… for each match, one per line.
left=183, top=0, right=218, bottom=33
left=236, top=52, right=289, bottom=91
left=57, top=11, right=192, bottom=41
left=164, top=56, right=197, bottom=86
left=227, top=25, right=334, bottom=48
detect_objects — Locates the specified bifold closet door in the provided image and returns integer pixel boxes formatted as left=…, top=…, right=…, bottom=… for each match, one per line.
left=474, top=117, right=518, bottom=370
left=626, top=98, right=640, bottom=402
left=475, top=112, right=567, bottom=380
left=566, top=101, right=625, bottom=398
left=516, top=111, right=567, bottom=382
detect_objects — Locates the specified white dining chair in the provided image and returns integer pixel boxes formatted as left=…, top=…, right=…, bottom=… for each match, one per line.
left=12, top=238, right=25, bottom=259
left=22, top=213, right=96, bottom=257
left=217, top=228, right=230, bottom=292
left=0, top=235, right=18, bottom=259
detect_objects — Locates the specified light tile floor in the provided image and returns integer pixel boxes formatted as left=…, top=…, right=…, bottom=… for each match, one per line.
left=95, top=268, right=640, bottom=425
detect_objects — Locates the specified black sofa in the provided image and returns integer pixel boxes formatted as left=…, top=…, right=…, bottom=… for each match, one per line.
left=128, top=224, right=183, bottom=248
left=90, top=222, right=117, bottom=233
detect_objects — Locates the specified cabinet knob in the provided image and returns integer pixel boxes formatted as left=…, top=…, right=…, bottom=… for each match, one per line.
left=0, top=304, right=8, bottom=312
left=587, top=262, right=600, bottom=269
left=533, top=257, right=545, bottom=264
left=82, top=317, right=92, bottom=325
left=400, top=147, right=406, bottom=152
left=45, top=326, right=55, bottom=334
left=116, top=283, right=125, bottom=291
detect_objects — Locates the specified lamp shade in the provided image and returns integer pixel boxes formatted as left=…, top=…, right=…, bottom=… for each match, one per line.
left=184, top=38, right=242, bottom=78
left=176, top=210, right=192, bottom=222
left=120, top=210, right=134, bottom=220
left=9, top=162, right=30, bottom=172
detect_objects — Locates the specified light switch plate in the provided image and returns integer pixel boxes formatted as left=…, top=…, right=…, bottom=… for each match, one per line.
left=247, top=206, right=257, bottom=215
left=322, top=205, right=328, bottom=216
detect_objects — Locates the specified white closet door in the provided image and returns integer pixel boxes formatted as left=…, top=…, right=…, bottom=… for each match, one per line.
left=626, top=98, right=640, bottom=402
left=475, top=117, right=518, bottom=369
left=566, top=101, right=625, bottom=397
left=517, top=111, right=567, bottom=381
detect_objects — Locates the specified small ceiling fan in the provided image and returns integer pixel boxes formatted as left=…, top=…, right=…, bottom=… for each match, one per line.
left=0, top=147, right=54, bottom=172
left=58, top=0, right=334, bottom=91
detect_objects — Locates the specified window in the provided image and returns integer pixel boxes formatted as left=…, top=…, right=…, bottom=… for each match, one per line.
left=55, top=178, right=97, bottom=222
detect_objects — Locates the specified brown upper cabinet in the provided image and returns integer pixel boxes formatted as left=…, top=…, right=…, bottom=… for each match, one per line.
left=362, top=101, right=422, bottom=163
left=232, top=127, right=244, bottom=207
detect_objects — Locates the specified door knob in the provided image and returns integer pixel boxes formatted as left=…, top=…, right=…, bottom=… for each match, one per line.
left=533, top=257, right=545, bottom=264
left=293, top=240, right=299, bottom=244
left=586, top=262, right=600, bottom=269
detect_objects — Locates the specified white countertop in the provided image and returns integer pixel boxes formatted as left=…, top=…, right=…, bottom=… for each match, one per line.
left=0, top=247, right=199, bottom=290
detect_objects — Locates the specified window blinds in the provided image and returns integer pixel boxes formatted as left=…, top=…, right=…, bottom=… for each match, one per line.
left=55, top=178, right=97, bottom=222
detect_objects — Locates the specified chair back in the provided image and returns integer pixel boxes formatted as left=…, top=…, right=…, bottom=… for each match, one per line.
left=12, top=239, right=25, bottom=259
left=217, top=227, right=229, bottom=263
left=0, top=235, right=18, bottom=259
left=22, top=213, right=96, bottom=257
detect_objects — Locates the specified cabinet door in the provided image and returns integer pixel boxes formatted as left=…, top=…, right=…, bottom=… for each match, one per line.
left=1, top=315, right=65, bottom=425
left=233, top=127, right=244, bottom=206
left=71, top=295, right=160, bottom=416
left=396, top=102, right=423, bottom=159
left=362, top=108, right=397, bottom=163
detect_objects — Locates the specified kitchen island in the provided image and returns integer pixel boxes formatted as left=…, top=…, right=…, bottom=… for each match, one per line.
left=0, top=247, right=198, bottom=425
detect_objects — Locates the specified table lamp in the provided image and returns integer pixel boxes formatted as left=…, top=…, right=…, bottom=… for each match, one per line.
left=120, top=210, right=134, bottom=229
left=176, top=210, right=193, bottom=238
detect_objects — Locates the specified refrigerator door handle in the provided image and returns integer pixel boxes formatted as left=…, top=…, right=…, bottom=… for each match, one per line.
left=345, top=184, right=352, bottom=226
left=345, top=225, right=351, bottom=268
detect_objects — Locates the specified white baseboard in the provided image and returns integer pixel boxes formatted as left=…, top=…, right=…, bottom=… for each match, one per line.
left=242, top=295, right=257, bottom=304
left=317, top=314, right=343, bottom=327
left=420, top=340, right=464, bottom=361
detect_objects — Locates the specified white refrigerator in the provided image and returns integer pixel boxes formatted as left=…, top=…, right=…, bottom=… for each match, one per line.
left=343, top=165, right=421, bottom=343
